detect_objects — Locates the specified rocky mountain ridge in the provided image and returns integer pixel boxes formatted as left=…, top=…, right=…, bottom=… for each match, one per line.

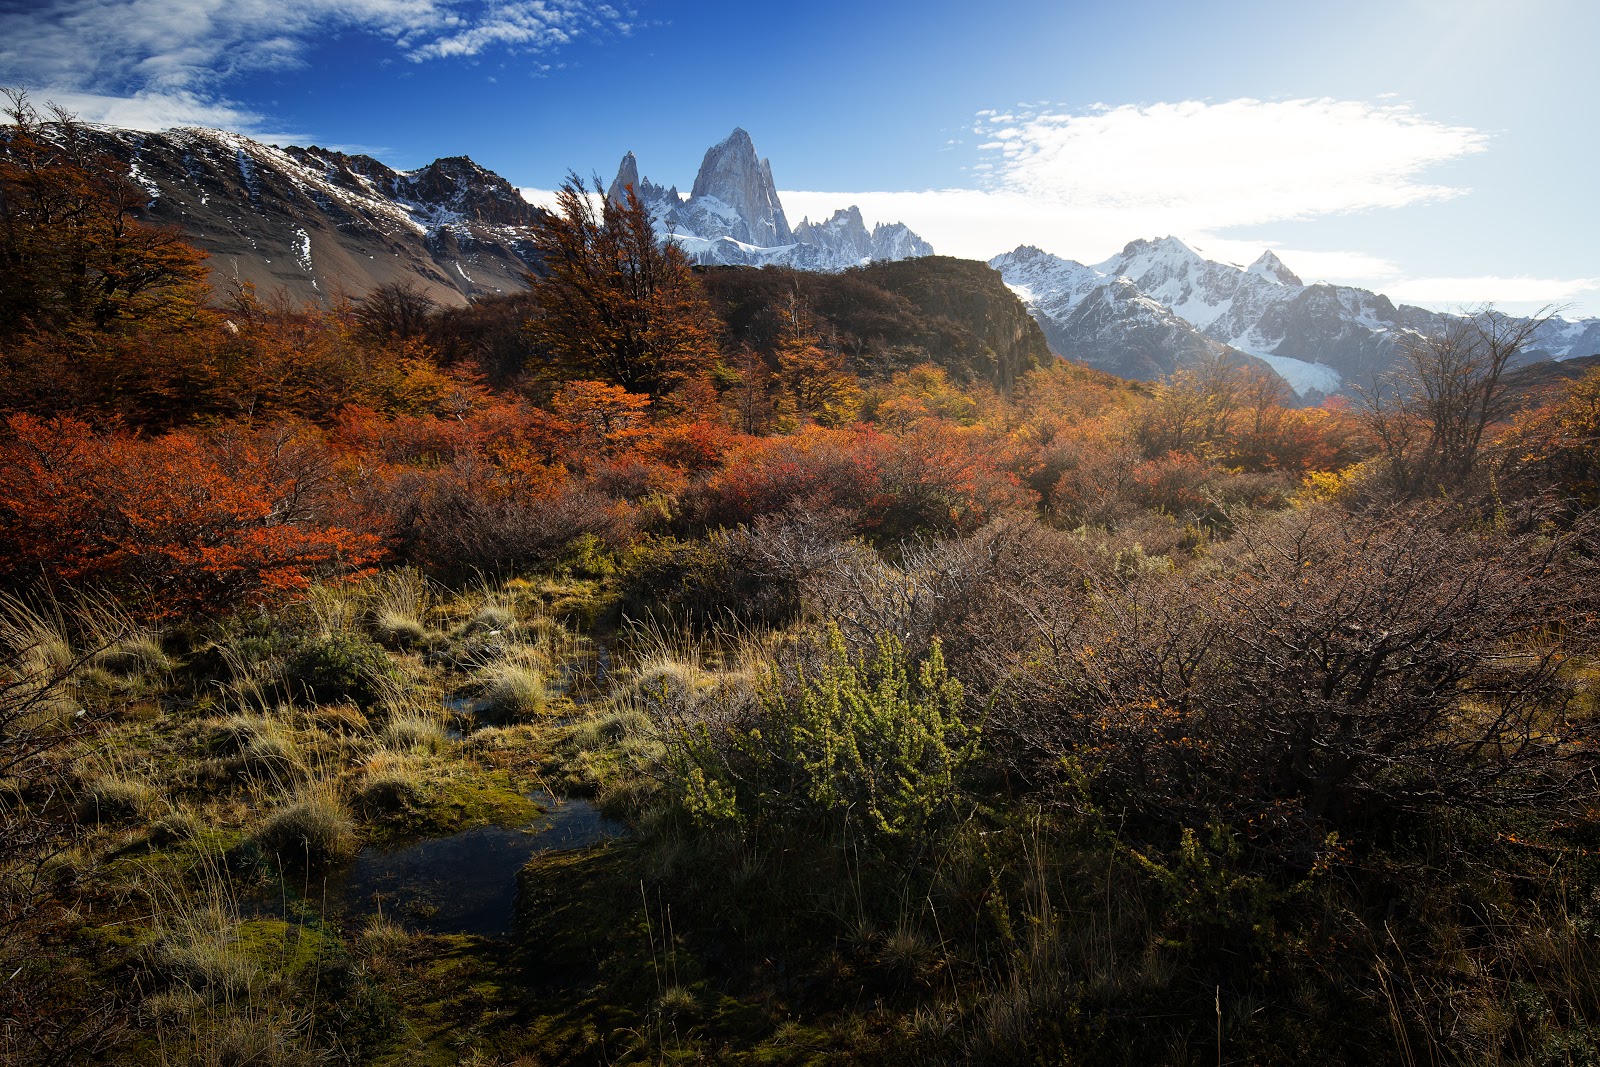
left=607, top=128, right=933, bottom=271
left=73, top=125, right=545, bottom=306
left=992, top=239, right=1600, bottom=396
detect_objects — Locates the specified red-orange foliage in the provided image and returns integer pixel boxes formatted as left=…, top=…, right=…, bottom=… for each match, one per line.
left=0, top=414, right=379, bottom=614
left=685, top=423, right=1034, bottom=539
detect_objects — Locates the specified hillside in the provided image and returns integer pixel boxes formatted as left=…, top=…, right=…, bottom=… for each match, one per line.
left=697, top=257, right=1051, bottom=390
left=73, top=125, right=544, bottom=306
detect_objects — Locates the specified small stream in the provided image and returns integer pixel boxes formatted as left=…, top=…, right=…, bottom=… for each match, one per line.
left=335, top=791, right=625, bottom=939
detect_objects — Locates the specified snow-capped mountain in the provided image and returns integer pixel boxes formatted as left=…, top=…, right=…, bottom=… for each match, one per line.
left=993, top=239, right=1600, bottom=397
left=607, top=128, right=933, bottom=271
left=72, top=125, right=545, bottom=305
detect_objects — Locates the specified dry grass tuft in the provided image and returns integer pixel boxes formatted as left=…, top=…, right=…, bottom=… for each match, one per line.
left=355, top=751, right=429, bottom=813
left=254, top=788, right=355, bottom=871
left=472, top=660, right=548, bottom=722
left=77, top=772, right=158, bottom=823
left=376, top=711, right=449, bottom=754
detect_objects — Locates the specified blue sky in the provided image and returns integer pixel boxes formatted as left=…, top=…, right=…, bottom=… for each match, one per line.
left=3, top=0, right=1596, bottom=315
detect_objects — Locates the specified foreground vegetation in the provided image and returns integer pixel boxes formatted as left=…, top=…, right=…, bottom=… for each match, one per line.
left=4, top=95, right=1600, bottom=1064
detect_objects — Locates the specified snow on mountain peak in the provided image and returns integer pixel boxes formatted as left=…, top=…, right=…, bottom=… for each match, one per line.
left=1247, top=250, right=1303, bottom=287
left=609, top=129, right=932, bottom=272
left=688, top=127, right=790, bottom=247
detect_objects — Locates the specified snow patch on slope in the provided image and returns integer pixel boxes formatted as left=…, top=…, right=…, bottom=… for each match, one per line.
left=1245, top=352, right=1342, bottom=396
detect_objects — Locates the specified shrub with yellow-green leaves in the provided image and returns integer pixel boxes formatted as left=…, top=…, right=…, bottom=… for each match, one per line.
left=665, top=623, right=977, bottom=853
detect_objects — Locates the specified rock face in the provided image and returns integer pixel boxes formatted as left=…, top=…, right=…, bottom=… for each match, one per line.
left=73, top=125, right=544, bottom=306
left=992, top=239, right=1600, bottom=397
left=687, top=128, right=791, bottom=247
left=792, top=207, right=935, bottom=267
left=608, top=129, right=933, bottom=271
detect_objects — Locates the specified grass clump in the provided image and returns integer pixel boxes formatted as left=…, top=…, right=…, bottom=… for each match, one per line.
left=368, top=568, right=433, bottom=650
left=206, top=712, right=302, bottom=780
left=462, top=601, right=517, bottom=636
left=94, top=631, right=173, bottom=678
left=356, top=916, right=414, bottom=961
left=150, top=901, right=258, bottom=997
left=283, top=631, right=396, bottom=708
left=255, top=789, right=356, bottom=871
left=470, top=660, right=548, bottom=723
left=78, top=773, right=158, bottom=823
left=376, top=711, right=449, bottom=754
left=148, top=807, right=204, bottom=845
left=355, top=751, right=429, bottom=814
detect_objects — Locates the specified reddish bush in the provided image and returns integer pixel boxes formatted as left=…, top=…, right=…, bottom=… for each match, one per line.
left=1131, top=450, right=1219, bottom=516
left=0, top=414, right=378, bottom=614
left=685, top=423, right=1033, bottom=539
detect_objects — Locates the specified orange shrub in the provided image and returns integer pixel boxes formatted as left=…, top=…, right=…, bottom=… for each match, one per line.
left=684, top=423, right=1033, bottom=539
left=0, top=414, right=378, bottom=614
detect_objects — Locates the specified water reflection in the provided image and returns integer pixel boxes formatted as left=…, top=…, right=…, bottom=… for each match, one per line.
left=337, top=792, right=624, bottom=938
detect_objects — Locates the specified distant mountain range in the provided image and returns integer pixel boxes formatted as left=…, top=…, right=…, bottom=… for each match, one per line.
left=607, top=128, right=934, bottom=271
left=71, top=124, right=934, bottom=308
left=62, top=122, right=1600, bottom=396
left=991, top=239, right=1600, bottom=397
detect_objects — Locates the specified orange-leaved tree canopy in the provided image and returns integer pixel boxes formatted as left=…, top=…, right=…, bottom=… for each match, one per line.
left=524, top=172, right=721, bottom=398
left=0, top=414, right=380, bottom=616
left=0, top=91, right=209, bottom=336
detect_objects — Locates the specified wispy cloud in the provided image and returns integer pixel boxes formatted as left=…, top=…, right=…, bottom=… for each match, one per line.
left=23, top=88, right=305, bottom=141
left=973, top=98, right=1488, bottom=230
left=785, top=97, right=1493, bottom=269
left=0, top=0, right=632, bottom=134
left=1379, top=275, right=1600, bottom=306
left=785, top=98, right=1600, bottom=314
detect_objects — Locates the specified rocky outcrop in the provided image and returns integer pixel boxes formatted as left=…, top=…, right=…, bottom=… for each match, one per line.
left=792, top=207, right=936, bottom=267
left=698, top=256, right=1050, bottom=391
left=686, top=128, right=791, bottom=247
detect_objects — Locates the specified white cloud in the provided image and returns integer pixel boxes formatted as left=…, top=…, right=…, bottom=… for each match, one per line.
left=1379, top=275, right=1600, bottom=306
left=1, top=0, right=631, bottom=135
left=780, top=98, right=1493, bottom=274
left=782, top=187, right=1120, bottom=263
left=518, top=186, right=561, bottom=210
left=974, top=98, right=1488, bottom=231
left=1185, top=238, right=1404, bottom=282
left=778, top=98, right=1594, bottom=307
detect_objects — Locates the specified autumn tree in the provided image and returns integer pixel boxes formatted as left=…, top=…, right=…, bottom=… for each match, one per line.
left=0, top=91, right=208, bottom=336
left=771, top=288, right=860, bottom=428
left=355, top=280, right=438, bottom=342
left=1130, top=350, right=1255, bottom=460
left=1360, top=306, right=1552, bottom=492
left=1499, top=362, right=1600, bottom=509
left=524, top=173, right=720, bottom=397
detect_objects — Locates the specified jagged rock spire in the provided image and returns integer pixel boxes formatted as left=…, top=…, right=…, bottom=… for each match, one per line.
left=607, top=151, right=640, bottom=205
left=1247, top=249, right=1303, bottom=287
left=689, top=128, right=791, bottom=246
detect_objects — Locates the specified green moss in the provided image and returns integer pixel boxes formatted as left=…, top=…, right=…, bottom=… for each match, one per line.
left=374, top=769, right=540, bottom=838
left=232, top=918, right=341, bottom=978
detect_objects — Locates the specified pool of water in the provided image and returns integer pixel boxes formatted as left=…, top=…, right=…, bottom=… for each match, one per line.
left=335, top=792, right=625, bottom=939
